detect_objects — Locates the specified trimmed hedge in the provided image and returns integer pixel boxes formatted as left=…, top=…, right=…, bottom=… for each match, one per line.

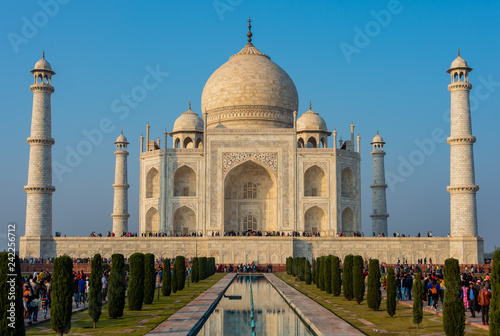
left=332, top=256, right=341, bottom=297
left=491, top=249, right=500, bottom=334
left=343, top=255, right=354, bottom=300
left=353, top=255, right=364, bottom=304
left=162, top=259, right=171, bottom=296
left=143, top=253, right=155, bottom=304
left=128, top=253, right=145, bottom=311
left=51, top=255, right=73, bottom=335
left=192, top=258, right=199, bottom=283
left=443, top=258, right=465, bottom=336
left=386, top=267, right=396, bottom=317
left=89, top=254, right=103, bottom=328
left=325, top=256, right=332, bottom=294
left=413, top=272, right=423, bottom=328
left=108, top=254, right=126, bottom=318
left=367, top=259, right=381, bottom=311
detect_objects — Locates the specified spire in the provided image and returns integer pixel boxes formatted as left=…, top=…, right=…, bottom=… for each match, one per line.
left=188, top=100, right=191, bottom=110
left=121, top=129, right=123, bottom=135
left=247, top=17, right=253, bottom=44
left=458, top=48, right=460, bottom=57
left=309, top=100, right=312, bottom=110
left=42, top=50, right=45, bottom=59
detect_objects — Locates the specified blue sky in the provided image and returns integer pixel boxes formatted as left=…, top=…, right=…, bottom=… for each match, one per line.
left=1, top=0, right=499, bottom=252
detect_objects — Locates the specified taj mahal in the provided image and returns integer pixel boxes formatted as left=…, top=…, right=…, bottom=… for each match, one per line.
left=19, top=22, right=483, bottom=265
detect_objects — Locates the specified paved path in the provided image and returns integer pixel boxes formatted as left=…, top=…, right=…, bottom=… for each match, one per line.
left=147, top=274, right=236, bottom=335
left=381, top=289, right=489, bottom=331
left=25, top=297, right=103, bottom=328
left=265, top=274, right=364, bottom=336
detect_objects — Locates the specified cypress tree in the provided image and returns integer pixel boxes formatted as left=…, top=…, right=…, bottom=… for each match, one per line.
left=325, top=256, right=333, bottom=293
left=172, top=259, right=178, bottom=293
left=299, top=257, right=306, bottom=281
left=413, top=272, right=423, bottom=329
left=128, top=253, right=145, bottom=311
left=210, top=257, right=216, bottom=276
left=318, top=257, right=324, bottom=290
left=51, top=255, right=73, bottom=336
left=0, top=252, right=25, bottom=336
left=292, top=257, right=297, bottom=276
left=312, top=258, right=317, bottom=284
left=200, top=257, right=207, bottom=280
left=332, top=256, right=341, bottom=297
left=174, top=256, right=186, bottom=291
left=192, top=258, right=199, bottom=283
left=108, top=254, right=126, bottom=318
left=443, top=258, right=465, bottom=336
left=386, top=267, right=396, bottom=317
left=286, top=257, right=292, bottom=275
left=343, top=255, right=354, bottom=300
left=143, top=253, right=155, bottom=304
left=367, top=259, right=381, bottom=311
left=353, top=255, right=364, bottom=304
left=162, top=259, right=171, bottom=296
left=89, top=254, right=102, bottom=328
left=305, top=259, right=312, bottom=285
left=491, top=248, right=500, bottom=335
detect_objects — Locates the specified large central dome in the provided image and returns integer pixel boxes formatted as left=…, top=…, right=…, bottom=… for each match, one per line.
left=201, top=41, right=299, bottom=129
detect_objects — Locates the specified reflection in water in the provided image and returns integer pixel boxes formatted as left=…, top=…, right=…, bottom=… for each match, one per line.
left=197, top=276, right=313, bottom=336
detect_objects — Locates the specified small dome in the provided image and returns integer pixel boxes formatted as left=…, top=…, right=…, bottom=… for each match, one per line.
left=296, top=109, right=328, bottom=132
left=173, top=108, right=204, bottom=133
left=34, top=58, right=52, bottom=70
left=371, top=133, right=384, bottom=144
left=115, top=132, right=128, bottom=144
left=450, top=56, right=468, bottom=69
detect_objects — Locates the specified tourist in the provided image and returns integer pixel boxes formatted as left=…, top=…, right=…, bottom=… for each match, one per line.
left=478, top=285, right=491, bottom=325
left=23, top=284, right=34, bottom=325
left=427, top=280, right=440, bottom=310
left=463, top=281, right=478, bottom=318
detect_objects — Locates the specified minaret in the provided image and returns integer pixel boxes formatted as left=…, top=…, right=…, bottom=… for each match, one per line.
left=25, top=52, right=55, bottom=237
left=370, top=131, right=389, bottom=236
left=111, top=131, right=130, bottom=236
left=446, top=50, right=479, bottom=237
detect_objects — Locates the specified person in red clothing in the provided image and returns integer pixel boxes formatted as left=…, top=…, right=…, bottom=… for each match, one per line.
left=478, top=285, right=492, bottom=325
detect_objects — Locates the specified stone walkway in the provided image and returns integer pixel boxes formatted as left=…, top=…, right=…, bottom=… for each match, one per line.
left=146, top=274, right=236, bottom=335
left=265, top=274, right=364, bottom=336
left=385, top=291, right=490, bottom=331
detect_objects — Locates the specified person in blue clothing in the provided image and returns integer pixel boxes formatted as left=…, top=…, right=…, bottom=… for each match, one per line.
left=78, top=276, right=87, bottom=305
left=427, top=279, right=441, bottom=310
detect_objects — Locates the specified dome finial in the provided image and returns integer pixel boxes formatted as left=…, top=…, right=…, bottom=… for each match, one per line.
left=377, top=130, right=379, bottom=135
left=458, top=48, right=460, bottom=57
left=121, top=129, right=123, bottom=135
left=42, top=50, right=45, bottom=59
left=188, top=100, right=191, bottom=110
left=247, top=17, right=253, bottom=44
left=309, top=100, right=312, bottom=110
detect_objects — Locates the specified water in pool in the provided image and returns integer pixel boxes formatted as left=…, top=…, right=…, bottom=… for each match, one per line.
left=197, top=275, right=313, bottom=335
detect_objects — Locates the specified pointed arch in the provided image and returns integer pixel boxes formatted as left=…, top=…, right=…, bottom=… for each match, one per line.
left=195, top=138, right=203, bottom=148
left=174, top=165, right=196, bottom=196
left=341, top=167, right=355, bottom=198
left=297, top=138, right=305, bottom=148
left=304, top=165, right=327, bottom=197
left=341, top=207, right=355, bottom=235
left=304, top=206, right=326, bottom=234
left=306, top=137, right=317, bottom=148
left=174, top=138, right=180, bottom=148
left=145, top=207, right=159, bottom=233
left=183, top=137, right=194, bottom=148
left=146, top=168, right=159, bottom=198
left=173, top=206, right=196, bottom=236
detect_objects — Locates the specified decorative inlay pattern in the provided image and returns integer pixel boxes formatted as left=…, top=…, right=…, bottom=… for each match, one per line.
left=171, top=202, right=197, bottom=212
left=303, top=162, right=328, bottom=172
left=210, top=140, right=290, bottom=228
left=222, top=152, right=278, bottom=175
left=172, top=161, right=197, bottom=172
left=303, top=202, right=328, bottom=213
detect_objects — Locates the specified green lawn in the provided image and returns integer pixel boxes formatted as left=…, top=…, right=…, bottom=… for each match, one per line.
left=27, top=273, right=226, bottom=336
left=276, top=274, right=489, bottom=336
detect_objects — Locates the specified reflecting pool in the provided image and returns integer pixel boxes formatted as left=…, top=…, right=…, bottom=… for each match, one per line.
left=197, top=275, right=314, bottom=335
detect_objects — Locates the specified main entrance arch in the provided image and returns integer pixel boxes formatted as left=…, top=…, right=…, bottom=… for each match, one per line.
left=223, top=160, right=276, bottom=233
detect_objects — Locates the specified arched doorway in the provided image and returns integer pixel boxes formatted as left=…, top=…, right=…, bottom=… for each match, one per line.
left=304, top=165, right=327, bottom=197
left=224, top=161, right=276, bottom=233
left=341, top=207, right=355, bottom=235
left=173, top=206, right=196, bottom=236
left=304, top=206, right=326, bottom=235
left=173, top=165, right=196, bottom=196
left=145, top=207, right=159, bottom=234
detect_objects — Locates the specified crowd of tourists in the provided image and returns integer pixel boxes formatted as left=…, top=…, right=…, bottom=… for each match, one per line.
left=23, top=270, right=51, bottom=325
